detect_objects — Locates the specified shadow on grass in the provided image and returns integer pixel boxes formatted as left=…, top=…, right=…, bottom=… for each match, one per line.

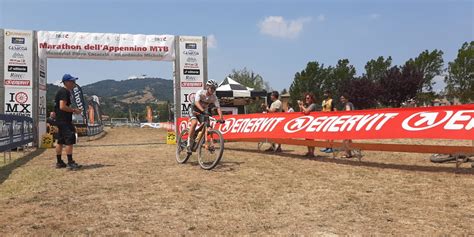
left=76, top=142, right=166, bottom=148
left=184, top=158, right=244, bottom=172
left=226, top=147, right=474, bottom=175
left=0, top=149, right=46, bottom=185
left=78, top=163, right=114, bottom=170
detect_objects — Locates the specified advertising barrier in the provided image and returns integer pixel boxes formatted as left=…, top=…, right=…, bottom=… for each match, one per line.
left=178, top=105, right=474, bottom=140
left=0, top=114, right=34, bottom=152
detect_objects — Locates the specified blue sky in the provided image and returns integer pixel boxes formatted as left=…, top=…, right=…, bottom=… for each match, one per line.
left=1, top=0, right=473, bottom=91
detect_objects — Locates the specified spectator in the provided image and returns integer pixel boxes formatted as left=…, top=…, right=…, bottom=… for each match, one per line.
left=320, top=90, right=336, bottom=153
left=298, top=92, right=318, bottom=157
left=54, top=74, right=83, bottom=170
left=265, top=91, right=283, bottom=152
left=46, top=111, right=57, bottom=142
left=287, top=106, right=295, bottom=112
left=340, top=94, right=355, bottom=158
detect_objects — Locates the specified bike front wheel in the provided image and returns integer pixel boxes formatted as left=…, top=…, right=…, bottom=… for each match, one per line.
left=176, top=128, right=191, bottom=164
left=197, top=129, right=224, bottom=170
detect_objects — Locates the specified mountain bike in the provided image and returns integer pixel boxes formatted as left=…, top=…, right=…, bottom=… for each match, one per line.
left=176, top=113, right=225, bottom=170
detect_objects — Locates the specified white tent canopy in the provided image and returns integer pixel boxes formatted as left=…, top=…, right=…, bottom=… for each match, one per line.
left=216, top=77, right=266, bottom=98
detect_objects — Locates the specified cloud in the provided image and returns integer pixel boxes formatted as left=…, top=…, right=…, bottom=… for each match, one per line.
left=317, top=14, right=326, bottom=22
left=207, top=34, right=217, bottom=48
left=369, top=13, right=380, bottom=20
left=258, top=16, right=311, bottom=39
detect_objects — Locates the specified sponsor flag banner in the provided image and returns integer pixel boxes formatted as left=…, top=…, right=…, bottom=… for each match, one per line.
left=178, top=105, right=474, bottom=140
left=4, top=29, right=34, bottom=88
left=71, top=85, right=88, bottom=124
left=37, top=31, right=175, bottom=61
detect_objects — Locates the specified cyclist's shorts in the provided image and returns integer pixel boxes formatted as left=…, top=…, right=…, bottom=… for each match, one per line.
left=189, top=105, right=205, bottom=122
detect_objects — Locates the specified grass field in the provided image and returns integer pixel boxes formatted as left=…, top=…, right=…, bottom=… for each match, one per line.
left=0, top=127, right=472, bottom=235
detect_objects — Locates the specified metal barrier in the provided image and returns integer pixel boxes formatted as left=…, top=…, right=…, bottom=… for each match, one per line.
left=87, top=124, right=104, bottom=136
left=0, top=114, right=34, bottom=153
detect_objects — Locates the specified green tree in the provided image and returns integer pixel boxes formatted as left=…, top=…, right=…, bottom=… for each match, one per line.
left=325, top=59, right=356, bottom=97
left=289, top=61, right=328, bottom=108
left=364, top=56, right=392, bottom=83
left=227, top=67, right=269, bottom=91
left=407, top=49, right=444, bottom=92
left=405, top=49, right=444, bottom=104
left=445, top=41, right=474, bottom=103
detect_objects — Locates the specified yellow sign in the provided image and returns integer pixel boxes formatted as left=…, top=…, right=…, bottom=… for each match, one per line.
left=41, top=133, right=54, bottom=148
left=166, top=131, right=176, bottom=145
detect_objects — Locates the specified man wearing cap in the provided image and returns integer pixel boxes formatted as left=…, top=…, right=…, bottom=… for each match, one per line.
left=54, top=74, right=83, bottom=170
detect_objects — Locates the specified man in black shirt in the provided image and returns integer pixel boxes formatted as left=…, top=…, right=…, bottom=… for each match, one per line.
left=54, top=74, right=83, bottom=170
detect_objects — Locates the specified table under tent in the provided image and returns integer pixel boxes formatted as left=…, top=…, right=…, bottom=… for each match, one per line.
left=215, top=77, right=267, bottom=115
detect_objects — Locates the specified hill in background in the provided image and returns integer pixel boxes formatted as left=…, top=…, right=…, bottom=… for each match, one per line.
left=46, top=77, right=174, bottom=120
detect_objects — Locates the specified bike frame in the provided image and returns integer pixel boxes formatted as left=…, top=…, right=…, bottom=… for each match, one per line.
left=191, top=114, right=215, bottom=152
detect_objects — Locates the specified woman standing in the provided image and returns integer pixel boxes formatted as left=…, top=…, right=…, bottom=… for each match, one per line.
left=340, top=94, right=355, bottom=158
left=298, top=92, right=318, bottom=157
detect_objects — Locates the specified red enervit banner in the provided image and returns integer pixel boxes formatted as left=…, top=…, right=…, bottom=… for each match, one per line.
left=177, top=105, right=474, bottom=140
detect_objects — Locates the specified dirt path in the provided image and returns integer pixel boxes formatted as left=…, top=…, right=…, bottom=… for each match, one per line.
left=0, top=127, right=472, bottom=235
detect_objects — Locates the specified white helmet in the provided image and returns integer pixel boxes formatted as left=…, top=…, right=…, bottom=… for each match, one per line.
left=206, top=79, right=218, bottom=89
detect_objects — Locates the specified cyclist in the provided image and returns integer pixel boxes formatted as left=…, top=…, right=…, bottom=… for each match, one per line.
left=187, top=79, right=224, bottom=154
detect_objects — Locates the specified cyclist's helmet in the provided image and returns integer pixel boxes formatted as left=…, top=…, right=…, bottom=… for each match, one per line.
left=206, top=79, right=218, bottom=89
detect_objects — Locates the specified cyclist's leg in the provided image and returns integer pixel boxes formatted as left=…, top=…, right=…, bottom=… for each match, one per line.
left=188, top=118, right=198, bottom=149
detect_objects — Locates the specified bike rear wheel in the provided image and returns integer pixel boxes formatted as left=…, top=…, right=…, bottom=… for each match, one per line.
left=176, top=128, right=191, bottom=164
left=197, top=129, right=224, bottom=170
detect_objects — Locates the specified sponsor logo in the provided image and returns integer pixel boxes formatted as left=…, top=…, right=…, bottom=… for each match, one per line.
left=182, top=50, right=199, bottom=56
left=152, top=36, right=167, bottom=42
left=40, top=71, right=46, bottom=78
left=185, top=43, right=197, bottom=49
left=8, top=66, right=27, bottom=73
left=15, top=92, right=28, bottom=104
left=12, top=52, right=25, bottom=58
left=183, top=69, right=200, bottom=75
left=219, top=118, right=236, bottom=134
left=186, top=57, right=197, bottom=63
left=6, top=80, right=29, bottom=86
left=55, top=33, right=69, bottom=38
left=401, top=110, right=474, bottom=131
left=179, top=120, right=190, bottom=131
left=283, top=113, right=398, bottom=133
left=181, top=103, right=192, bottom=115
left=5, top=31, right=31, bottom=36
left=9, top=73, right=26, bottom=79
left=180, top=37, right=202, bottom=43
left=181, top=82, right=203, bottom=87
left=184, top=75, right=198, bottom=81
left=8, top=59, right=26, bottom=65
left=11, top=37, right=25, bottom=44
left=182, top=93, right=196, bottom=103
left=6, top=92, right=31, bottom=115
left=5, top=80, right=30, bottom=86
left=184, top=63, right=199, bottom=69
left=284, top=116, right=314, bottom=133
left=8, top=45, right=27, bottom=51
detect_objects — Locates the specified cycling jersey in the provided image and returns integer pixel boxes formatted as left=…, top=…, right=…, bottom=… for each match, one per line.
left=189, top=89, right=220, bottom=120
left=193, top=89, right=220, bottom=111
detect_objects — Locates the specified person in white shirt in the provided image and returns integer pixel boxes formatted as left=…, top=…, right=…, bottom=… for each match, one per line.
left=265, top=91, right=283, bottom=152
left=187, top=80, right=224, bottom=154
